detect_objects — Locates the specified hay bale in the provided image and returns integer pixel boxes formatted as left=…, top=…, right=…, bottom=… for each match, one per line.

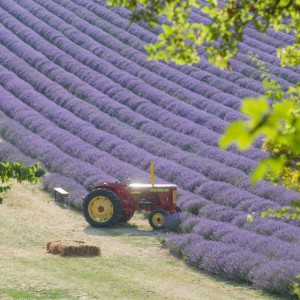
left=47, top=240, right=101, bottom=257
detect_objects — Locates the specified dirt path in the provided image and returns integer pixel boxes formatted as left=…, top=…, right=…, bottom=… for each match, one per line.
left=0, top=182, right=284, bottom=300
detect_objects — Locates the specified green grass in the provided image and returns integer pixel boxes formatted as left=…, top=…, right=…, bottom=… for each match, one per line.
left=0, top=288, right=73, bottom=300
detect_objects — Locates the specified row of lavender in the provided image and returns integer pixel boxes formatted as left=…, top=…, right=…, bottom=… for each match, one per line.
left=97, top=0, right=300, bottom=81
left=1, top=0, right=299, bottom=295
left=7, top=0, right=300, bottom=132
left=0, top=62, right=293, bottom=208
left=2, top=99, right=300, bottom=247
left=0, top=48, right=298, bottom=207
left=30, top=0, right=300, bottom=104
left=28, top=0, right=263, bottom=102
left=3, top=4, right=270, bottom=158
left=0, top=0, right=248, bottom=135
left=165, top=225, right=300, bottom=294
left=180, top=199, right=300, bottom=243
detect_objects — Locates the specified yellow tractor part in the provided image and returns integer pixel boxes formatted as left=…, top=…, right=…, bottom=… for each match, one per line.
left=151, top=211, right=165, bottom=228
left=150, top=160, right=155, bottom=186
left=88, top=196, right=114, bottom=223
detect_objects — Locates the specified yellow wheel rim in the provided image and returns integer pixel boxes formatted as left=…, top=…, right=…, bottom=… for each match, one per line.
left=152, top=212, right=165, bottom=227
left=88, top=196, right=114, bottom=223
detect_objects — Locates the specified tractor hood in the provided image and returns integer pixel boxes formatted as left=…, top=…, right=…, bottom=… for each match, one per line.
left=128, top=183, right=177, bottom=189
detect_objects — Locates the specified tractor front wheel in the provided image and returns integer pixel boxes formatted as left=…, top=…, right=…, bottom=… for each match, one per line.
left=148, top=208, right=168, bottom=230
left=83, top=188, right=122, bottom=227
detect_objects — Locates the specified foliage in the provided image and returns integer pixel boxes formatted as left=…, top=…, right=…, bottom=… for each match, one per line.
left=220, top=81, right=300, bottom=179
left=220, top=66, right=300, bottom=221
left=0, top=161, right=41, bottom=203
left=107, top=0, right=300, bottom=68
left=294, top=276, right=300, bottom=298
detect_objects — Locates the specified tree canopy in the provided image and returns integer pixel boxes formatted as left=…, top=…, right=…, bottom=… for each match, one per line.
left=0, top=162, right=42, bottom=203
left=107, top=0, right=300, bottom=68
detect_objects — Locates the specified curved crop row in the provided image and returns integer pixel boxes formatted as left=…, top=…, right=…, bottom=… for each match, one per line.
left=0, top=2, right=234, bottom=135
left=34, top=0, right=266, bottom=100
left=0, top=112, right=116, bottom=188
left=1, top=53, right=299, bottom=205
left=165, top=232, right=300, bottom=294
left=0, top=19, right=265, bottom=160
left=2, top=77, right=300, bottom=244
left=22, top=0, right=250, bottom=121
left=180, top=202, right=300, bottom=243
left=2, top=100, right=299, bottom=246
left=181, top=216, right=300, bottom=261
left=0, top=44, right=260, bottom=171
left=102, top=0, right=300, bottom=83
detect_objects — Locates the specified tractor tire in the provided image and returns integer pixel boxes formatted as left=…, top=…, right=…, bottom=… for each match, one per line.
left=175, top=206, right=182, bottom=213
left=120, top=209, right=135, bottom=223
left=148, top=208, right=169, bottom=230
left=82, top=188, right=122, bottom=228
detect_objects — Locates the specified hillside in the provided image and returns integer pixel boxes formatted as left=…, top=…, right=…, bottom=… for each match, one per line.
left=0, top=0, right=299, bottom=297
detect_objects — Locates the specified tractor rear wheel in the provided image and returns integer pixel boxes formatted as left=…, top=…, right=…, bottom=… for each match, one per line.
left=148, top=208, right=168, bottom=230
left=83, top=188, right=122, bottom=227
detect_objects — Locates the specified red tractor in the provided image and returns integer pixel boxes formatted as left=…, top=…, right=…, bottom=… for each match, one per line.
left=83, top=161, right=180, bottom=229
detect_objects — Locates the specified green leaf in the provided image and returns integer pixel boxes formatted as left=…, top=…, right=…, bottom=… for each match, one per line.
left=240, top=97, right=270, bottom=120
left=251, top=156, right=286, bottom=184
left=219, top=121, right=255, bottom=150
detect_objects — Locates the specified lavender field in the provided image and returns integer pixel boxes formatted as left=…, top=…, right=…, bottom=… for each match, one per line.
left=0, top=0, right=299, bottom=296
